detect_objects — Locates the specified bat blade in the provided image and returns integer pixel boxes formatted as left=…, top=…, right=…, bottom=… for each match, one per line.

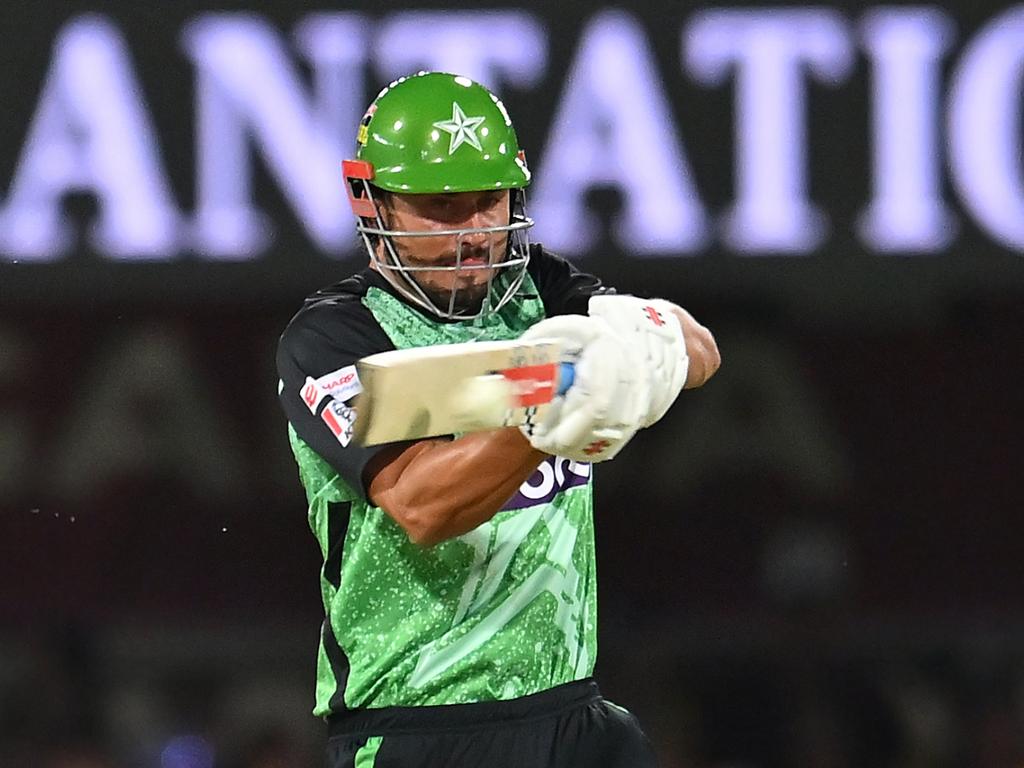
left=353, top=338, right=564, bottom=446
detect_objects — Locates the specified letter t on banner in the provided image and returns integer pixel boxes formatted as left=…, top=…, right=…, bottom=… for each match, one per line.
left=685, top=9, right=853, bottom=254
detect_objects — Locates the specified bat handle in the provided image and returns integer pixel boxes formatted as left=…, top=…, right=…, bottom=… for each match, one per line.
left=556, top=362, right=575, bottom=396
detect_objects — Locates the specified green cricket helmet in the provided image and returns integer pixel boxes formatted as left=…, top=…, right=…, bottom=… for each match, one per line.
left=343, top=72, right=534, bottom=320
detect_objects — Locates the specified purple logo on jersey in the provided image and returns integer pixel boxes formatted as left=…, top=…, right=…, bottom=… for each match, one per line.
left=503, top=456, right=591, bottom=510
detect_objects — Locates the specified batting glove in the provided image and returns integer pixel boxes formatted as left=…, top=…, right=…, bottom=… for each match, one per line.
left=517, top=314, right=648, bottom=462
left=588, top=295, right=688, bottom=428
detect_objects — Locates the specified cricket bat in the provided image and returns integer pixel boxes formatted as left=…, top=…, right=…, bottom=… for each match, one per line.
left=352, top=338, right=575, bottom=446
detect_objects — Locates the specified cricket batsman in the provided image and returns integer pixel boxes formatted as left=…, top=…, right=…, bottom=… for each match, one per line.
left=276, top=72, right=720, bottom=767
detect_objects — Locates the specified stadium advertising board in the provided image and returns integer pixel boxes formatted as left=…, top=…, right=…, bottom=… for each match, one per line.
left=1, top=4, right=1023, bottom=306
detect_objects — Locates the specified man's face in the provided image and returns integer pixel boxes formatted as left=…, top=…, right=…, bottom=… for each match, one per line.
left=376, top=189, right=512, bottom=314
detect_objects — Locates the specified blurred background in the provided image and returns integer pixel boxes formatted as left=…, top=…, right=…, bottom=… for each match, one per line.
left=2, top=1, right=1023, bottom=766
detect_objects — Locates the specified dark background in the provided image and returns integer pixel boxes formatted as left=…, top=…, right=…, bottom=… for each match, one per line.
left=1, top=3, right=1022, bottom=767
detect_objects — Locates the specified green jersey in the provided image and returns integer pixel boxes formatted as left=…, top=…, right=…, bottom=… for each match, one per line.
left=276, top=247, right=610, bottom=714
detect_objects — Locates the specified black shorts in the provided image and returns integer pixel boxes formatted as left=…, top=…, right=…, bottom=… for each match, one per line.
left=325, top=678, right=657, bottom=768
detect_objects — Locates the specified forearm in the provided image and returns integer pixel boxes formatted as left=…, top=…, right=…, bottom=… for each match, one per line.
left=668, top=304, right=721, bottom=388
left=366, top=428, right=546, bottom=547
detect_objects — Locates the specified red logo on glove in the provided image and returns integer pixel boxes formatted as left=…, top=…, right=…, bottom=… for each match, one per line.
left=583, top=439, right=611, bottom=456
left=643, top=306, right=665, bottom=326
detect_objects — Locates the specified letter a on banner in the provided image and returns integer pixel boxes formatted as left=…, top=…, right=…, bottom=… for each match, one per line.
left=531, top=11, right=706, bottom=256
left=0, top=16, right=179, bottom=261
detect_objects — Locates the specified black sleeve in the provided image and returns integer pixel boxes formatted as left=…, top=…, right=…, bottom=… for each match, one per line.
left=526, top=244, right=615, bottom=317
left=276, top=299, right=399, bottom=499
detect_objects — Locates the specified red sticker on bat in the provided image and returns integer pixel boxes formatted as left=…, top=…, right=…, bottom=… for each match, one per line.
left=500, top=363, right=558, bottom=407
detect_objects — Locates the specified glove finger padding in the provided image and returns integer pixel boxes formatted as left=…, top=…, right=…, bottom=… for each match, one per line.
left=519, top=313, right=606, bottom=356
left=519, top=315, right=648, bottom=462
left=587, top=295, right=688, bottom=428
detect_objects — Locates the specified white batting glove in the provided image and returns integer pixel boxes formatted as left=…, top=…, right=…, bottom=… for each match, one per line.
left=518, top=315, right=648, bottom=462
left=588, top=295, right=688, bottom=428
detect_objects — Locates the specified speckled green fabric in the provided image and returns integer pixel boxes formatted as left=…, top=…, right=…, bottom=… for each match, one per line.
left=290, top=273, right=598, bottom=714
left=361, top=279, right=544, bottom=347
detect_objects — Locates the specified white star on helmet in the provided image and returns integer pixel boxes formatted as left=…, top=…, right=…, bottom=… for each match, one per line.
left=432, top=102, right=486, bottom=155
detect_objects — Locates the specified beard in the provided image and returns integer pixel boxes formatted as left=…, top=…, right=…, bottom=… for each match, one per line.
left=410, top=257, right=496, bottom=314
left=419, top=276, right=490, bottom=314
left=393, top=240, right=507, bottom=315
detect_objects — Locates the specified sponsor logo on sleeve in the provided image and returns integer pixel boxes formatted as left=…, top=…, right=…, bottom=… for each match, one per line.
left=299, top=365, right=362, bottom=415
left=314, top=365, right=362, bottom=403
left=321, top=400, right=356, bottom=447
left=301, top=377, right=327, bottom=414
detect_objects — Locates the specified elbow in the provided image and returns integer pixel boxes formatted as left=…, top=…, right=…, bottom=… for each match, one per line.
left=685, top=325, right=721, bottom=389
left=366, top=445, right=452, bottom=547
left=702, top=331, right=722, bottom=383
left=380, top=496, right=449, bottom=548
left=669, top=305, right=721, bottom=389
left=405, top=516, right=447, bottom=548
